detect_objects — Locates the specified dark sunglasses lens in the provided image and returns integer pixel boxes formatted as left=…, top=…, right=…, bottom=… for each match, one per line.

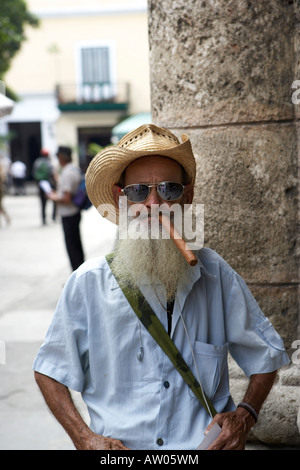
left=124, top=184, right=149, bottom=202
left=158, top=182, right=183, bottom=201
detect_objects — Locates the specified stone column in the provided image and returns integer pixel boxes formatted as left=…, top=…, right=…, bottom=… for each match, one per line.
left=148, top=0, right=300, bottom=445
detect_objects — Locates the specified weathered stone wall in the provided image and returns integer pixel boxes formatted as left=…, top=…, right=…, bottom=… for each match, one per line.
left=148, top=0, right=300, bottom=445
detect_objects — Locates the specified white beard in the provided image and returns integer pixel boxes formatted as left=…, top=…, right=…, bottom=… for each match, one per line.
left=111, top=220, right=190, bottom=300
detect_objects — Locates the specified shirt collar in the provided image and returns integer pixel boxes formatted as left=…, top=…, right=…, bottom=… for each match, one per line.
left=178, top=250, right=216, bottom=289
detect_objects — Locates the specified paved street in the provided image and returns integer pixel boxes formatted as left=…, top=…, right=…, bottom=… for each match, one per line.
left=0, top=187, right=116, bottom=449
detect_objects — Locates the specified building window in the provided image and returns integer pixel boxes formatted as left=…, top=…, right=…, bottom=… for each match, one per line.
left=76, top=41, right=116, bottom=102
left=81, top=47, right=110, bottom=84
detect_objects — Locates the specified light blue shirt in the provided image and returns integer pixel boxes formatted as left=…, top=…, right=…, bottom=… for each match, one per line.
left=33, top=248, right=290, bottom=450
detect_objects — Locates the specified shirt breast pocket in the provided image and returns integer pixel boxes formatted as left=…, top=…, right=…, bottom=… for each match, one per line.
left=188, top=341, right=229, bottom=401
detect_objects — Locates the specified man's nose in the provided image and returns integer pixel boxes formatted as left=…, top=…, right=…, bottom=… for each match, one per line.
left=144, top=186, right=161, bottom=207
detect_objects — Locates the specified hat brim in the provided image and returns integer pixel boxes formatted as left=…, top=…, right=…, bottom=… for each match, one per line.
left=85, top=136, right=196, bottom=224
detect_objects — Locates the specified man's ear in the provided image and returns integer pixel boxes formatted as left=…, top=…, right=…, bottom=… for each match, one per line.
left=182, top=183, right=194, bottom=205
left=112, top=184, right=122, bottom=208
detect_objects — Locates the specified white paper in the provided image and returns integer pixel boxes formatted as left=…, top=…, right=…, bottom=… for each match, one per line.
left=196, top=423, right=222, bottom=450
left=39, top=180, right=52, bottom=194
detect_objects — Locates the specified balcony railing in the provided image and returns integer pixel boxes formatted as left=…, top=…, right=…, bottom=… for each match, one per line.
left=56, top=82, right=130, bottom=112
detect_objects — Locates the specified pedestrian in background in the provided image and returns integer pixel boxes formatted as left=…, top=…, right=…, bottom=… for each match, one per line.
left=33, top=148, right=57, bottom=225
left=47, top=146, right=84, bottom=271
left=10, top=160, right=27, bottom=195
left=0, top=162, right=10, bottom=226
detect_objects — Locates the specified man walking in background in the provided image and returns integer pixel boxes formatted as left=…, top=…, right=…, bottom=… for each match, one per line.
left=33, top=148, right=57, bottom=225
left=48, top=146, right=84, bottom=271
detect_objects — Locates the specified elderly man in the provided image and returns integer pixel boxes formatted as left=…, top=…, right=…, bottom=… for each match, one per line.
left=33, top=124, right=289, bottom=450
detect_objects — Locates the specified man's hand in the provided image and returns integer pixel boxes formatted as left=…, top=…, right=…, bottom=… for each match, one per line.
left=204, top=371, right=277, bottom=450
left=77, top=429, right=130, bottom=450
left=34, top=372, right=130, bottom=450
left=47, top=190, right=57, bottom=201
left=47, top=190, right=72, bottom=204
left=205, top=407, right=255, bottom=450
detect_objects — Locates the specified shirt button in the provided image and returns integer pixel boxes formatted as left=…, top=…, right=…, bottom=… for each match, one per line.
left=164, top=381, right=170, bottom=388
left=156, top=438, right=164, bottom=446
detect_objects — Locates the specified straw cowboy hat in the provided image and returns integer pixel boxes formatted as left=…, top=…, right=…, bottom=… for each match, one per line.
left=85, top=123, right=196, bottom=223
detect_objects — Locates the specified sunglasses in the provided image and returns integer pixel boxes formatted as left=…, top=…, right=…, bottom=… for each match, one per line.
left=121, top=181, right=185, bottom=203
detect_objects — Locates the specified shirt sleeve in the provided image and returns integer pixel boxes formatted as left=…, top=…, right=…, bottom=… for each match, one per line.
left=33, top=271, right=89, bottom=392
left=225, top=272, right=290, bottom=377
left=59, top=167, right=80, bottom=195
left=60, top=174, right=72, bottom=194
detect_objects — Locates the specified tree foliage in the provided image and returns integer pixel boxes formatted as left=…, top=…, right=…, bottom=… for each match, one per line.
left=0, top=0, right=39, bottom=94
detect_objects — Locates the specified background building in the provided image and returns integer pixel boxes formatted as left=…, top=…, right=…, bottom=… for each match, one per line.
left=1, top=0, right=150, bottom=175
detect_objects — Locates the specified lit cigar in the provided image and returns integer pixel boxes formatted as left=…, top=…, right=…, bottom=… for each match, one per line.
left=159, top=214, right=198, bottom=266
